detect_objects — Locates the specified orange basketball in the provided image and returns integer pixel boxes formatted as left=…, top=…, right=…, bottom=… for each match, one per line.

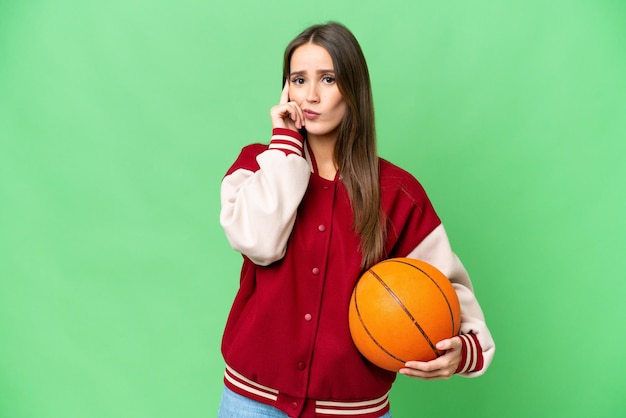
left=348, top=258, right=461, bottom=372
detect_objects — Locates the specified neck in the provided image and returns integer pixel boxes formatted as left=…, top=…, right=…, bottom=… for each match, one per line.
left=307, top=133, right=338, bottom=180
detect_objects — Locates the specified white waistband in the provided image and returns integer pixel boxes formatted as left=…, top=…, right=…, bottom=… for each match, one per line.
left=224, top=365, right=389, bottom=416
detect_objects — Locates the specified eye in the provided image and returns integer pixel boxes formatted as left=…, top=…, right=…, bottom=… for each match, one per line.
left=322, top=76, right=336, bottom=84
left=291, top=77, right=305, bottom=85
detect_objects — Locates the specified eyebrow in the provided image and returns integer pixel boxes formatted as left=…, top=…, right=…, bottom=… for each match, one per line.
left=290, top=69, right=335, bottom=76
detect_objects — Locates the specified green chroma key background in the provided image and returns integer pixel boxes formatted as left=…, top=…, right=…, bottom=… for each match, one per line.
left=1, top=1, right=625, bottom=417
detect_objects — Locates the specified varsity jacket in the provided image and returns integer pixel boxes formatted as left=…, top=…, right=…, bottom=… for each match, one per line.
left=219, top=128, right=495, bottom=417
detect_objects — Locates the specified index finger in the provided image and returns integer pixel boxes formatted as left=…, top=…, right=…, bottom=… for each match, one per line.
left=279, top=80, right=290, bottom=105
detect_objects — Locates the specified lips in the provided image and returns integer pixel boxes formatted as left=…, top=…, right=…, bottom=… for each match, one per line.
left=303, top=109, right=320, bottom=120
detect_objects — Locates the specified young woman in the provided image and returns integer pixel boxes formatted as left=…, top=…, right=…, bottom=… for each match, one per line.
left=218, top=22, right=495, bottom=418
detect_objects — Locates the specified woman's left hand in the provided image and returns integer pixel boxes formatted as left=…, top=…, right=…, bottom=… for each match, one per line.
left=399, top=336, right=462, bottom=380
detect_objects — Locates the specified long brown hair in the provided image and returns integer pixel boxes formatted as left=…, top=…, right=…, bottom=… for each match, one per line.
left=282, top=22, right=385, bottom=270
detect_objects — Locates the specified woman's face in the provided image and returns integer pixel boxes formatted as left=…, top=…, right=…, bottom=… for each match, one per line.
left=288, top=43, right=347, bottom=141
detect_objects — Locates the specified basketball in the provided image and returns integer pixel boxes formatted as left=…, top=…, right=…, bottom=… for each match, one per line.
left=348, top=258, right=461, bottom=372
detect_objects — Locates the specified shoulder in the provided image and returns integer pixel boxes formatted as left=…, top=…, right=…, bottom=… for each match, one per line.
left=240, top=142, right=269, bottom=157
left=379, top=158, right=414, bottom=179
left=378, top=158, right=441, bottom=253
left=225, top=143, right=269, bottom=175
left=379, top=158, right=429, bottom=199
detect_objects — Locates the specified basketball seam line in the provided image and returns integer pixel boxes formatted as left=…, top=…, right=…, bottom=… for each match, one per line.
left=353, top=288, right=407, bottom=365
left=385, top=259, right=457, bottom=335
left=369, top=268, right=440, bottom=358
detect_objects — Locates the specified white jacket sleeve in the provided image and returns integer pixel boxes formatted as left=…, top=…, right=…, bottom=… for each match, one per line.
left=406, top=224, right=495, bottom=377
left=220, top=129, right=311, bottom=266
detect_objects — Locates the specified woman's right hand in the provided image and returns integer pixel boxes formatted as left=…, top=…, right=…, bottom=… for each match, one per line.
left=270, top=81, right=305, bottom=131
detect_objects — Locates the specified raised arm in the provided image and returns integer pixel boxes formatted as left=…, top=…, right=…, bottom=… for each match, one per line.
left=220, top=82, right=311, bottom=266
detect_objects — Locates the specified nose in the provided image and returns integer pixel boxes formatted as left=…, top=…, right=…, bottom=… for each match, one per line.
left=306, top=83, right=319, bottom=103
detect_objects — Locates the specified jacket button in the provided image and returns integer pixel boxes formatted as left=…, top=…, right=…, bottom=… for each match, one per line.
left=312, top=267, right=320, bottom=275
left=291, top=401, right=298, bottom=409
left=298, top=362, right=306, bottom=370
left=318, top=224, right=326, bottom=232
left=304, top=313, right=312, bottom=321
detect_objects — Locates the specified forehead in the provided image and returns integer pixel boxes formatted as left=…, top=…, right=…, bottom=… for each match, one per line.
left=290, top=43, right=334, bottom=72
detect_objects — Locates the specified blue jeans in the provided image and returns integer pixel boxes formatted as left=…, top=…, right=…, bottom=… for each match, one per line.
left=217, top=386, right=392, bottom=418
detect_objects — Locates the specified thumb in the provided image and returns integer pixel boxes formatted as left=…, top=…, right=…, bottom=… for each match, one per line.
left=435, top=338, right=456, bottom=352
